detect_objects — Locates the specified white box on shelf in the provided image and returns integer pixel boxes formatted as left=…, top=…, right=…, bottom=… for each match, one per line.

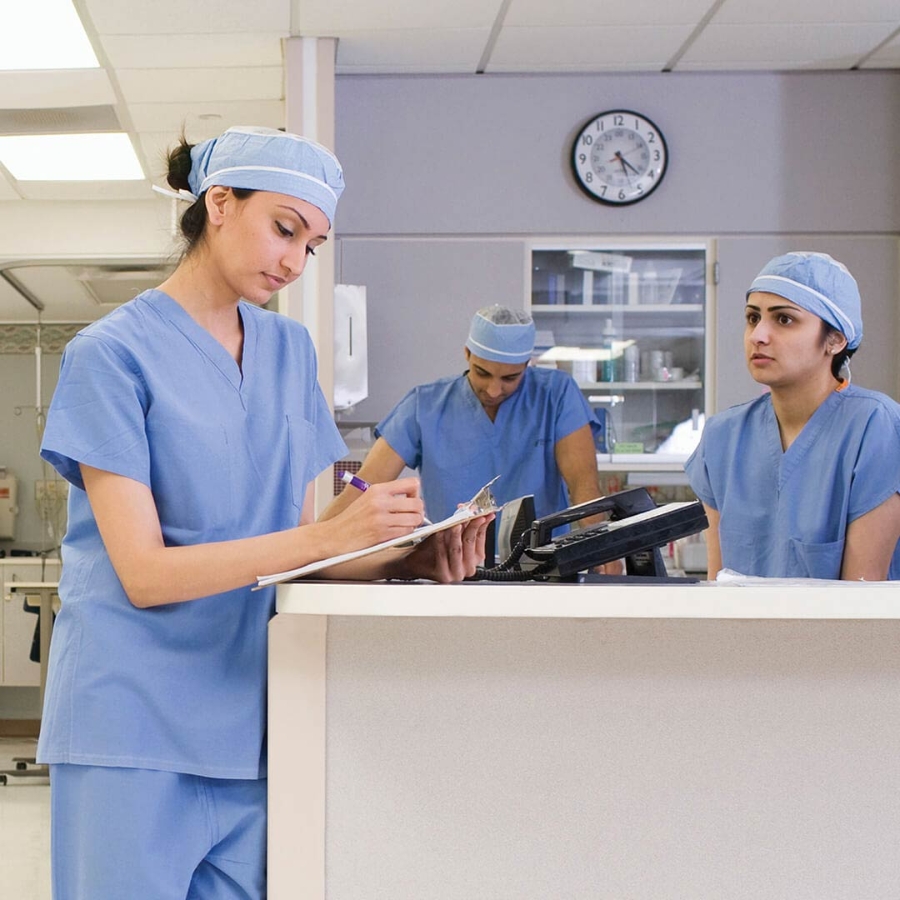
left=568, top=250, right=632, bottom=272
left=581, top=270, right=593, bottom=305
left=627, top=272, right=640, bottom=305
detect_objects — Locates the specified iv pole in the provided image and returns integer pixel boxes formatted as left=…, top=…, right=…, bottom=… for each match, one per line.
left=11, top=317, right=67, bottom=554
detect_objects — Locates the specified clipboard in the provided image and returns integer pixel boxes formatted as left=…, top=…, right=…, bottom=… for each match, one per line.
left=255, top=476, right=501, bottom=588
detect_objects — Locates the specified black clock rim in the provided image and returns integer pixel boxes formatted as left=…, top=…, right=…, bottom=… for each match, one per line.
left=570, top=109, right=669, bottom=206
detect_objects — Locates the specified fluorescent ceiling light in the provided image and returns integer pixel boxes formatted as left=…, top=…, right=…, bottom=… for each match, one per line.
left=0, top=133, right=144, bottom=181
left=1, top=0, right=99, bottom=70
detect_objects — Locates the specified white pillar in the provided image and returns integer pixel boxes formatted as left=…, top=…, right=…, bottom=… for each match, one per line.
left=283, top=37, right=338, bottom=517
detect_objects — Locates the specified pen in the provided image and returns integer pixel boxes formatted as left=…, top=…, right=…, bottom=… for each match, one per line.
left=339, top=470, right=433, bottom=525
left=339, top=470, right=370, bottom=492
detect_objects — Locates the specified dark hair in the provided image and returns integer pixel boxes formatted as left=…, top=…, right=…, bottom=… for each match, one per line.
left=822, top=323, right=856, bottom=380
left=165, top=135, right=253, bottom=256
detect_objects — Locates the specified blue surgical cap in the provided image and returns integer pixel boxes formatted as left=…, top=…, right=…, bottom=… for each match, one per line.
left=465, top=305, right=535, bottom=364
left=747, top=251, right=863, bottom=350
left=188, top=126, right=345, bottom=225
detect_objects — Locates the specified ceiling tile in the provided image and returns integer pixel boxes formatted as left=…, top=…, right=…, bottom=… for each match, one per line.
left=10, top=266, right=96, bottom=320
left=0, top=264, right=110, bottom=321
left=293, top=0, right=497, bottom=32
left=0, top=70, right=116, bottom=110
left=715, top=0, right=900, bottom=24
left=679, top=22, right=898, bottom=67
left=860, top=30, right=900, bottom=66
left=0, top=273, right=31, bottom=320
left=335, top=29, right=491, bottom=72
left=84, top=0, right=291, bottom=35
left=126, top=100, right=285, bottom=134
left=0, top=176, right=22, bottom=200
left=505, top=0, right=713, bottom=27
left=116, top=67, right=283, bottom=104
left=2, top=262, right=173, bottom=321
left=489, top=25, right=695, bottom=70
left=15, top=181, right=152, bottom=202
left=0, top=106, right=120, bottom=136
left=100, top=33, right=285, bottom=69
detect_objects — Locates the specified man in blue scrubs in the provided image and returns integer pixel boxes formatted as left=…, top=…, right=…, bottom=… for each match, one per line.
left=323, top=305, right=605, bottom=534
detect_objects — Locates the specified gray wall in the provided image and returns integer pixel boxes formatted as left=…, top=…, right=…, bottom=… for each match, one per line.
left=335, top=71, right=900, bottom=236
left=337, top=239, right=527, bottom=421
left=332, top=70, right=900, bottom=422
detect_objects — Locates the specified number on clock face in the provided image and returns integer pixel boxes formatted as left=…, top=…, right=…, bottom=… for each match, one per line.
left=571, top=110, right=668, bottom=206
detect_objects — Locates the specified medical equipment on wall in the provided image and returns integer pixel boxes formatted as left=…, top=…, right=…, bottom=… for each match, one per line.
left=8, top=319, right=69, bottom=548
left=478, top=487, right=708, bottom=582
left=334, top=284, right=368, bottom=411
left=0, top=467, right=19, bottom=539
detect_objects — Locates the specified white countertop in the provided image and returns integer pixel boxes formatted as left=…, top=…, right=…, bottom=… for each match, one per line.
left=276, top=579, right=900, bottom=620
left=0, top=557, right=59, bottom=565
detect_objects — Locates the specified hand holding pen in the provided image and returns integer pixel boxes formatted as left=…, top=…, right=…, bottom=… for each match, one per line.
left=339, top=470, right=433, bottom=524
left=327, top=472, right=427, bottom=551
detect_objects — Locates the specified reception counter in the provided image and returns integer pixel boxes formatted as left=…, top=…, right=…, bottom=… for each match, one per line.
left=268, top=580, right=900, bottom=900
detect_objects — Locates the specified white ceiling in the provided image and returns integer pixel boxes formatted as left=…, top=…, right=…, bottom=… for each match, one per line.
left=0, top=0, right=899, bottom=320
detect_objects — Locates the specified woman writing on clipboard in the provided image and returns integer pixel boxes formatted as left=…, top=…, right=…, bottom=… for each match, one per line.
left=36, top=126, right=491, bottom=900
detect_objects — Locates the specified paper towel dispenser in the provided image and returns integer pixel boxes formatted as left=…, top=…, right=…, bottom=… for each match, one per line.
left=334, top=284, right=368, bottom=411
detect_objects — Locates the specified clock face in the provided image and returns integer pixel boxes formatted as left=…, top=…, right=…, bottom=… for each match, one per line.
left=571, top=110, right=668, bottom=206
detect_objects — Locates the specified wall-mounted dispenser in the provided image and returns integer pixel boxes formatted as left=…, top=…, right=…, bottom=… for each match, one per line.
left=333, top=284, right=368, bottom=412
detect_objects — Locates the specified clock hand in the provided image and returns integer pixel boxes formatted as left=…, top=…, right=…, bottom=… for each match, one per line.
left=612, top=151, right=629, bottom=176
left=620, top=156, right=640, bottom=175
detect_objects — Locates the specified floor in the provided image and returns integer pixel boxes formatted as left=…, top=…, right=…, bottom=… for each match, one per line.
left=0, top=736, right=51, bottom=900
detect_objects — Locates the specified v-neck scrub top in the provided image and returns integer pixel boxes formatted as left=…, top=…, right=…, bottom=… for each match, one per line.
left=37, top=290, right=346, bottom=779
left=685, top=384, right=900, bottom=579
left=376, top=367, right=598, bottom=523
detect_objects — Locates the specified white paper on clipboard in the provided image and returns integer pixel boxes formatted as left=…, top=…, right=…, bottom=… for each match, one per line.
left=256, top=475, right=501, bottom=589
left=255, top=506, right=483, bottom=588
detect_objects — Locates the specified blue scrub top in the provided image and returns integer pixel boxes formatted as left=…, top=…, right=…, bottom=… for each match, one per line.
left=376, top=366, right=598, bottom=523
left=38, top=290, right=346, bottom=779
left=685, top=385, right=900, bottom=579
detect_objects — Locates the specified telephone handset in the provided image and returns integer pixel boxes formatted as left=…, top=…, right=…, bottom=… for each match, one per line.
left=482, top=487, right=708, bottom=581
left=530, top=486, right=661, bottom=547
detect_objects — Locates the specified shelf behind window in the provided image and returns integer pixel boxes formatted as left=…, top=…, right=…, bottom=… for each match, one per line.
left=531, top=303, right=703, bottom=314
left=584, top=381, right=703, bottom=392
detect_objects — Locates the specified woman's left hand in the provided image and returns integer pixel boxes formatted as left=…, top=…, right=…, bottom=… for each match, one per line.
left=402, top=513, right=494, bottom=583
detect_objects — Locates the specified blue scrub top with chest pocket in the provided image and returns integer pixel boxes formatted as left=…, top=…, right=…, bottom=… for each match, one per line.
left=685, top=385, right=900, bottom=579
left=37, top=290, right=346, bottom=779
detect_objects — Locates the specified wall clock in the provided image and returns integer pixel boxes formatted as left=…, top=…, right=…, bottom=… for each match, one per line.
left=571, top=109, right=668, bottom=206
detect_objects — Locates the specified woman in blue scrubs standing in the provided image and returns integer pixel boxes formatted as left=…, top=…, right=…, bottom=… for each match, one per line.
left=686, top=251, right=900, bottom=581
left=37, top=126, right=490, bottom=900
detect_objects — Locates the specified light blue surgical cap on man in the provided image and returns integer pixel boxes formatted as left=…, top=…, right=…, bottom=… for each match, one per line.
left=187, top=126, right=345, bottom=225
left=747, top=251, right=863, bottom=350
left=465, top=305, right=535, bottom=364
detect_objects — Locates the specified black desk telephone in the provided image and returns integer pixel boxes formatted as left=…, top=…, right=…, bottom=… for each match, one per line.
left=478, top=487, right=708, bottom=582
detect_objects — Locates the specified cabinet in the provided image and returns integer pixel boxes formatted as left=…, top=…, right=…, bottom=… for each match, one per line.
left=528, top=241, right=714, bottom=472
left=1, top=559, right=60, bottom=686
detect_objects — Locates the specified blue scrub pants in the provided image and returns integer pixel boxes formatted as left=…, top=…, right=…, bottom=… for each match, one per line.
left=49, top=764, right=267, bottom=900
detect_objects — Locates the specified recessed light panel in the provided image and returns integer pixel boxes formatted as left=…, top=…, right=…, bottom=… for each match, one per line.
left=1, top=0, right=99, bottom=70
left=0, top=133, right=144, bottom=181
